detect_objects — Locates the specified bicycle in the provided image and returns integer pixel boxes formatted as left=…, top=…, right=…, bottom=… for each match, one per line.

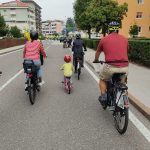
left=93, top=60, right=129, bottom=134
left=75, top=57, right=82, bottom=80
left=62, top=77, right=72, bottom=94
left=23, top=60, right=40, bottom=105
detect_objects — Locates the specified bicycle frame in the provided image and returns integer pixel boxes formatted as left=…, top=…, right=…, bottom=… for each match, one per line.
left=63, top=77, right=72, bottom=94
left=107, top=77, right=129, bottom=110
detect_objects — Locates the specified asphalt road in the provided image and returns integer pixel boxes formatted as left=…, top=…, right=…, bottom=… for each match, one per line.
left=0, top=40, right=150, bottom=150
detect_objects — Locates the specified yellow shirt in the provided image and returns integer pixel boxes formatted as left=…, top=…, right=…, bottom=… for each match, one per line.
left=61, top=63, right=74, bottom=77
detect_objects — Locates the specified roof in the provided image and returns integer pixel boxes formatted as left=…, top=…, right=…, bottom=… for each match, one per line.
left=0, top=0, right=29, bottom=8
left=21, top=0, right=41, bottom=9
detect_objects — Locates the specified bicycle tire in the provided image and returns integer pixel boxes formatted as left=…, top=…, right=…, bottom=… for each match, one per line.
left=114, top=107, right=129, bottom=134
left=77, top=62, right=81, bottom=80
left=67, top=82, right=71, bottom=94
left=28, top=84, right=36, bottom=105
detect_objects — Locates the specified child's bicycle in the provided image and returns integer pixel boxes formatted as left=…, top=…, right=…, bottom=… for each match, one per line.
left=62, top=77, right=72, bottom=94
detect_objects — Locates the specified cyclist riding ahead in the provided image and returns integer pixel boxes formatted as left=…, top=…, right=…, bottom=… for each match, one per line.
left=23, top=31, right=47, bottom=87
left=93, top=21, right=129, bottom=106
left=72, top=34, right=87, bottom=73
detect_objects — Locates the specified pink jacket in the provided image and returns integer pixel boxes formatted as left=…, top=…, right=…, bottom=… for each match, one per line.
left=23, top=40, right=46, bottom=60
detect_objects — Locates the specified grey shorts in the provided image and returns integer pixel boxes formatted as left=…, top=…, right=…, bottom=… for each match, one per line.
left=100, top=64, right=129, bottom=82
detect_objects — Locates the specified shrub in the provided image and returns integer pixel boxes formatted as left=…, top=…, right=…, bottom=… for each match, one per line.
left=128, top=40, right=150, bottom=67
left=10, top=26, right=22, bottom=38
left=84, top=38, right=150, bottom=68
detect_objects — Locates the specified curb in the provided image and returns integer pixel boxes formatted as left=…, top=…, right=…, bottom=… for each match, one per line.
left=0, top=45, right=24, bottom=55
left=85, top=60, right=150, bottom=121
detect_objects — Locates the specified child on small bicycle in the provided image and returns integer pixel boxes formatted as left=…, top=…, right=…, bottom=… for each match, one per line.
left=60, top=55, right=74, bottom=84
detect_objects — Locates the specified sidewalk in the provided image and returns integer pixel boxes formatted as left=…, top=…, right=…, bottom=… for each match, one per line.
left=85, top=48, right=150, bottom=119
left=0, top=45, right=24, bottom=55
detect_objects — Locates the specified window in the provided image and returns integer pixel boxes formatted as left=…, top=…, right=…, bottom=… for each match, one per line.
left=149, top=26, right=150, bottom=32
left=138, top=26, right=142, bottom=32
left=137, top=0, right=144, bottom=4
left=136, top=12, right=143, bottom=18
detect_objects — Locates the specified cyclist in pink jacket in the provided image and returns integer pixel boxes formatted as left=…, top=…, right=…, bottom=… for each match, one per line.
left=23, top=31, right=47, bottom=85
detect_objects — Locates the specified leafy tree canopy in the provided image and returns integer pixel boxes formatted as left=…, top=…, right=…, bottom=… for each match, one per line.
left=0, top=14, right=9, bottom=37
left=129, top=24, right=139, bottom=38
left=66, top=18, right=76, bottom=33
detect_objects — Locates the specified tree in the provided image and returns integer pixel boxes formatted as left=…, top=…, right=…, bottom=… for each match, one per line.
left=66, top=18, right=76, bottom=33
left=10, top=26, right=22, bottom=38
left=129, top=24, right=139, bottom=38
left=0, top=14, right=9, bottom=37
left=86, top=0, right=128, bottom=36
left=74, top=0, right=92, bottom=38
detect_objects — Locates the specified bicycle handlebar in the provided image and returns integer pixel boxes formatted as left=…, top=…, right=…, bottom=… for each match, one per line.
left=93, top=60, right=128, bottom=64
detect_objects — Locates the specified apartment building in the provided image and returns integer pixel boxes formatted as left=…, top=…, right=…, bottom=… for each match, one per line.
left=0, top=0, right=36, bottom=32
left=117, top=0, right=150, bottom=37
left=21, top=0, right=42, bottom=33
left=42, top=20, right=64, bottom=36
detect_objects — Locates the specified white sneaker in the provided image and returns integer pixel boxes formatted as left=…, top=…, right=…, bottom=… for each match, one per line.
left=38, top=80, right=45, bottom=86
left=25, top=84, right=28, bottom=91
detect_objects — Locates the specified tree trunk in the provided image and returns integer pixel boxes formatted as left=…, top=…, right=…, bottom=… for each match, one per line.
left=88, top=28, right=91, bottom=39
left=102, top=24, right=107, bottom=37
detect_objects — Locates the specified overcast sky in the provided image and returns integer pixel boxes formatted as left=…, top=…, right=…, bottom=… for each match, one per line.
left=0, top=0, right=75, bottom=21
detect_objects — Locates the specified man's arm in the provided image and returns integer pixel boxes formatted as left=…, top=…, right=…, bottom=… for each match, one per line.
left=94, top=40, right=103, bottom=62
left=82, top=41, right=87, bottom=51
left=72, top=41, right=75, bottom=52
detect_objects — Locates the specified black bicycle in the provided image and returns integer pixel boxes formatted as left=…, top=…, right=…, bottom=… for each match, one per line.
left=76, top=57, right=82, bottom=80
left=94, top=60, right=129, bottom=134
left=23, top=60, right=40, bottom=105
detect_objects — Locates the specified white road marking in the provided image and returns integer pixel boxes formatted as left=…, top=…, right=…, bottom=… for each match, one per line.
left=0, top=45, right=51, bottom=92
left=0, top=69, right=23, bottom=92
left=0, top=48, right=23, bottom=57
left=85, top=64, right=150, bottom=143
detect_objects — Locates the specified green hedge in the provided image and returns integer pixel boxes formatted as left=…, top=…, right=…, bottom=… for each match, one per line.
left=83, top=38, right=99, bottom=50
left=83, top=38, right=150, bottom=68
left=128, top=40, right=150, bottom=67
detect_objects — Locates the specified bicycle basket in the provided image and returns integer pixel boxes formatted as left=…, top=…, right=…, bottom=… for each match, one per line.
left=23, top=60, right=37, bottom=74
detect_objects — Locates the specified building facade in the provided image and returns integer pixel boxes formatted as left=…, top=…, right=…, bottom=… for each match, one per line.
left=0, top=0, right=36, bottom=32
left=21, top=0, right=42, bottom=33
left=117, top=0, right=150, bottom=37
left=42, top=20, right=64, bottom=36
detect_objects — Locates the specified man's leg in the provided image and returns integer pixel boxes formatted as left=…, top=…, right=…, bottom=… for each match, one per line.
left=99, top=79, right=107, bottom=95
left=74, top=57, right=77, bottom=73
left=81, top=54, right=84, bottom=67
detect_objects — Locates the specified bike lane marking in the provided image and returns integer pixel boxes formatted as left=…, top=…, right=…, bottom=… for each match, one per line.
left=84, top=64, right=150, bottom=143
left=0, top=45, right=51, bottom=93
left=0, top=69, right=23, bottom=93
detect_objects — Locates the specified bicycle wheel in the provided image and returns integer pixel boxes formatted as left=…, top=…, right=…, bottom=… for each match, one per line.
left=77, top=62, right=81, bottom=80
left=114, top=107, right=129, bottom=134
left=28, top=84, right=36, bottom=105
left=67, top=82, right=71, bottom=94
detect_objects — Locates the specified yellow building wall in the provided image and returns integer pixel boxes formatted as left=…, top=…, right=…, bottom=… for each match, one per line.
left=116, top=0, right=150, bottom=38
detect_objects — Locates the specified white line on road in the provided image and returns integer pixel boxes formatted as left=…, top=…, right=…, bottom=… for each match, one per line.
left=0, top=45, right=51, bottom=93
left=0, top=48, right=23, bottom=57
left=85, top=64, right=150, bottom=143
left=0, top=69, right=23, bottom=92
